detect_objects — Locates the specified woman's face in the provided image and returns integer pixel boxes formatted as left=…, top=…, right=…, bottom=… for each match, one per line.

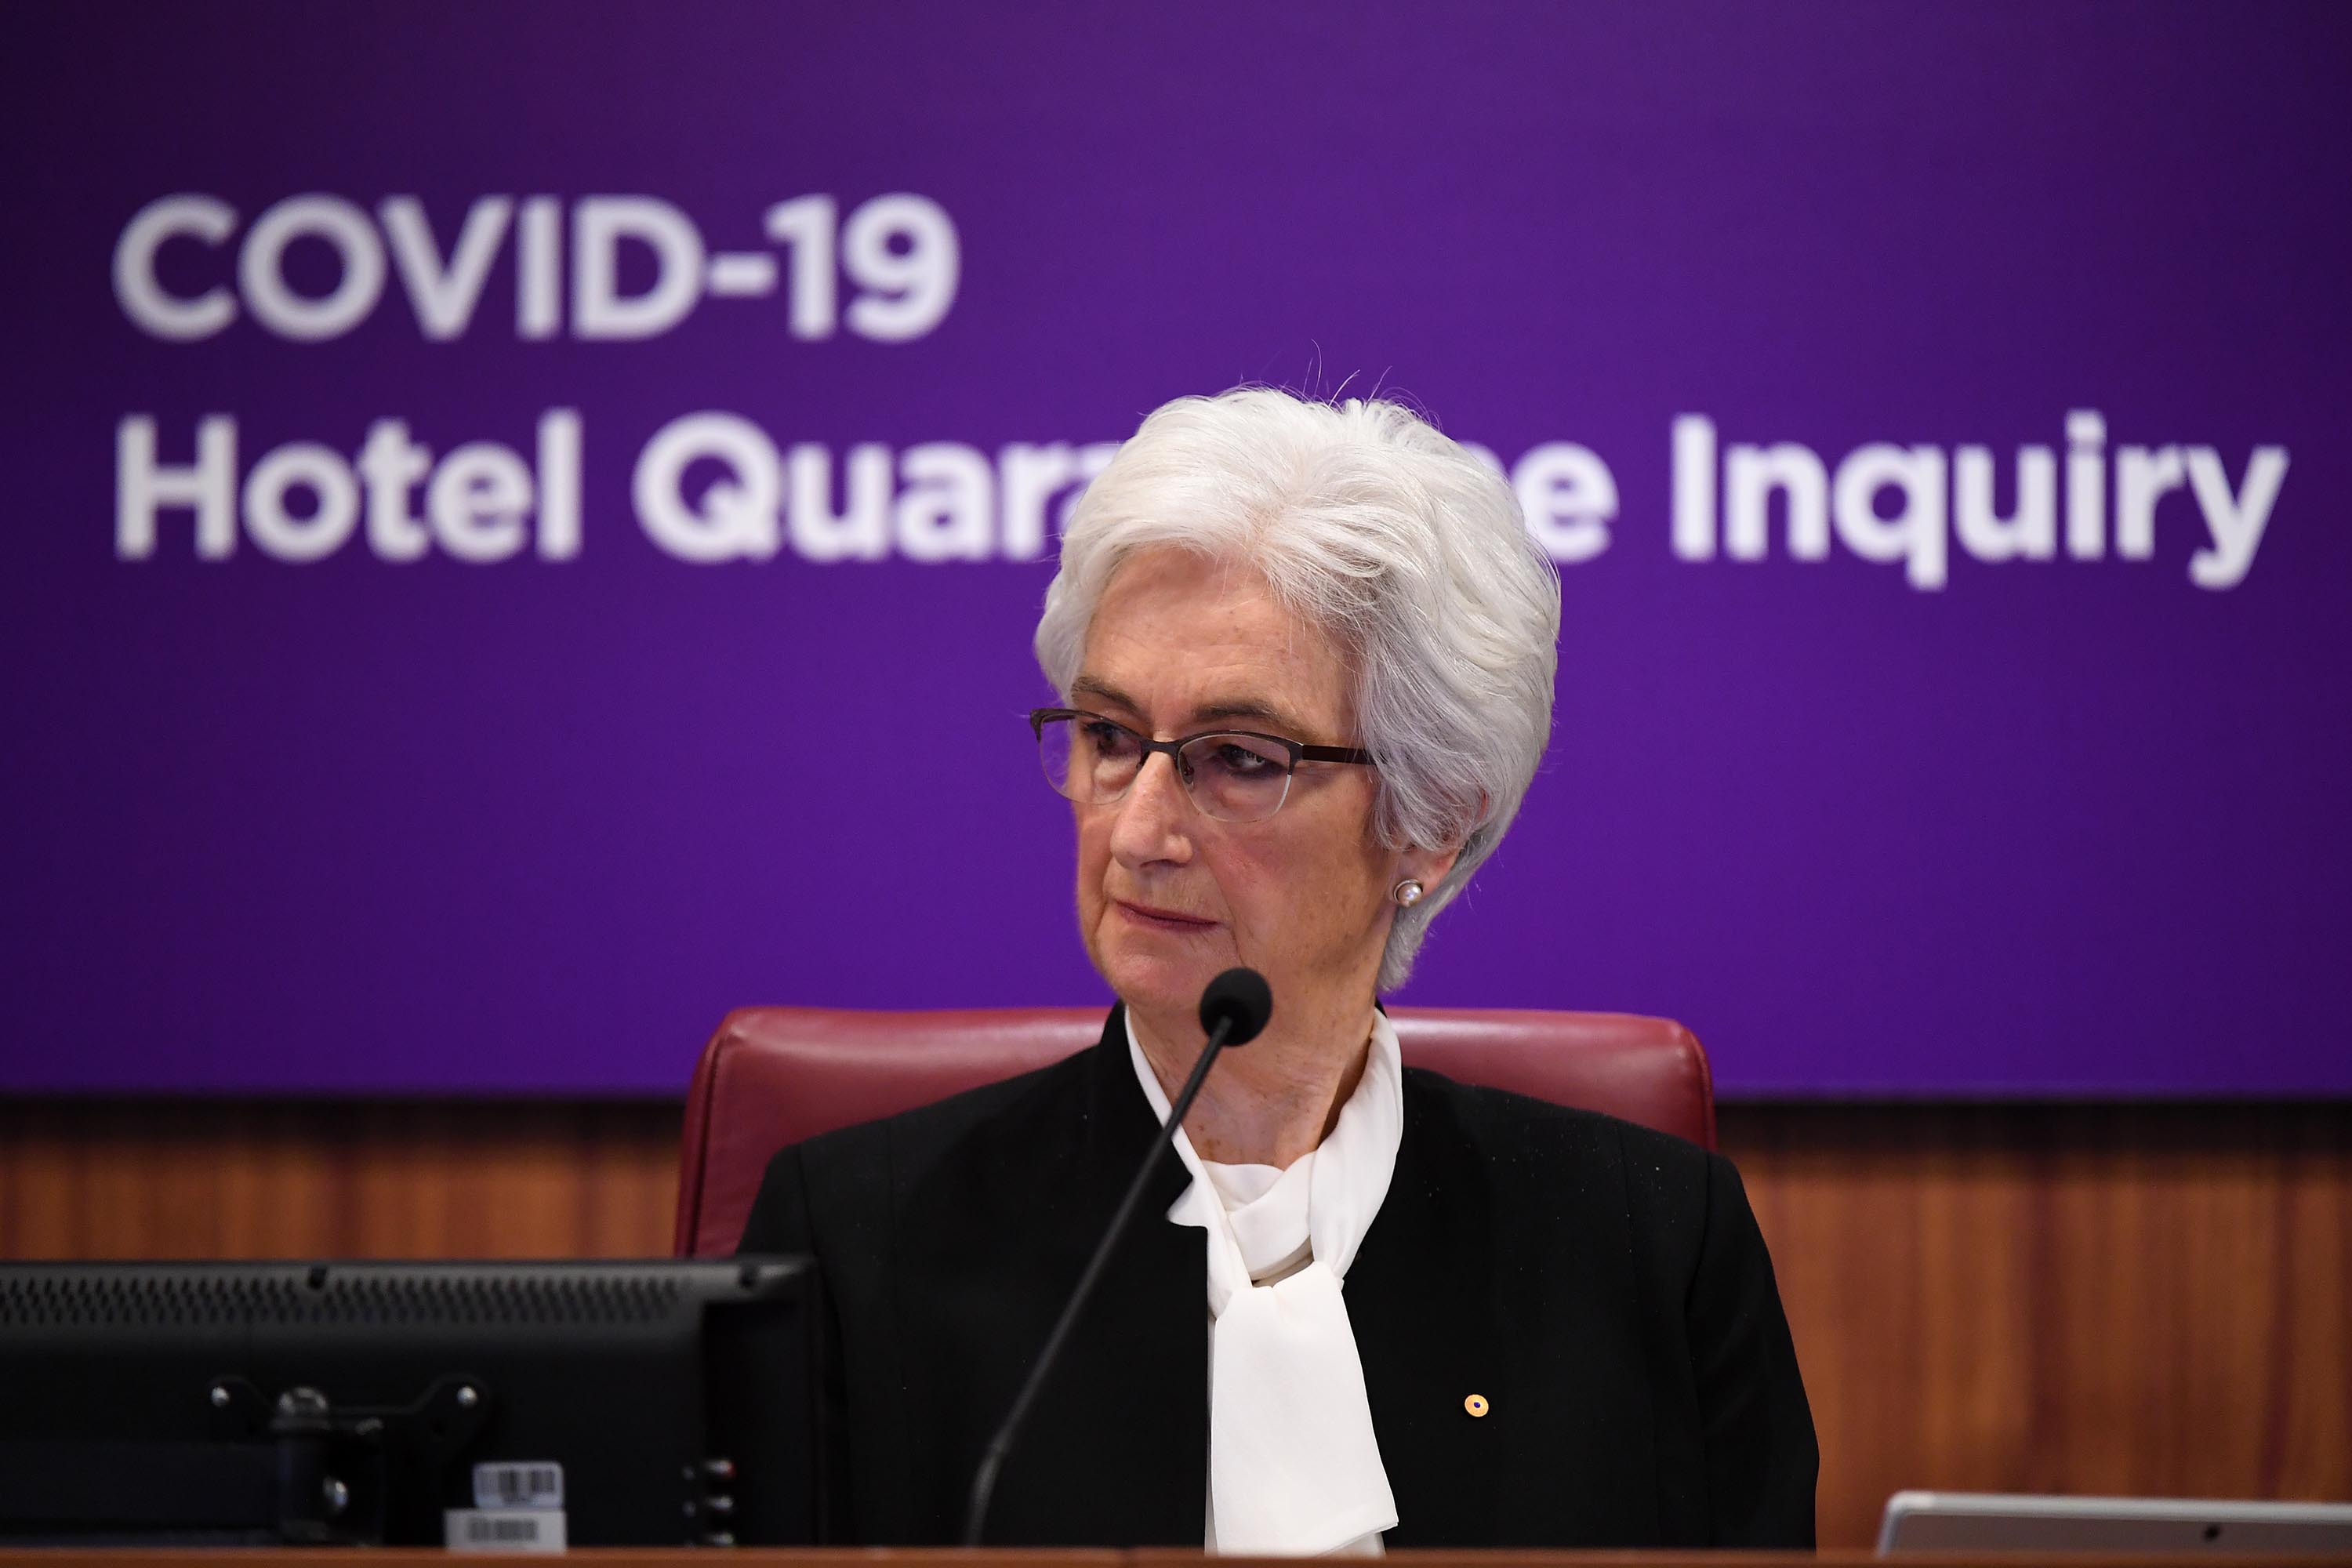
left=1070, top=547, right=1422, bottom=1029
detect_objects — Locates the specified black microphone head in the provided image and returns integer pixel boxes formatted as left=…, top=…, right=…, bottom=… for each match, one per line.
left=1198, top=967, right=1272, bottom=1047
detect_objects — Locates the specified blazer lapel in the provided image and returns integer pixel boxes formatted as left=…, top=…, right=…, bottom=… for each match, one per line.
left=1346, top=1071, right=1663, bottom=1548
left=1345, top=1069, right=1507, bottom=1545
left=985, top=1009, right=1208, bottom=1547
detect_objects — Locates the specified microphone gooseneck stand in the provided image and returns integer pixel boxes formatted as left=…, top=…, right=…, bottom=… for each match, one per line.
left=959, top=967, right=1272, bottom=1546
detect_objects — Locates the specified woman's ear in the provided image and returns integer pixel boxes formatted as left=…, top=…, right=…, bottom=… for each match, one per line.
left=1396, top=796, right=1482, bottom=896
left=1396, top=837, right=1465, bottom=896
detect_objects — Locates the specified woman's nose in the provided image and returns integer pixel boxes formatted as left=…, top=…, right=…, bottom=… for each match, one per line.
left=1107, top=751, right=1193, bottom=865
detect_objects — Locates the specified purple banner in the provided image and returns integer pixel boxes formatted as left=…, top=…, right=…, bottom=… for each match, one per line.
left=4, top=3, right=2347, bottom=1096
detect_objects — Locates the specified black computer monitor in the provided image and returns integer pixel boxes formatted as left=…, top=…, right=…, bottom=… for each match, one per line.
left=0, top=1258, right=821, bottom=1547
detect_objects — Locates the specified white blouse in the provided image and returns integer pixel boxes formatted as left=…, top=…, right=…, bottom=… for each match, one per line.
left=1127, top=1011, right=1405, bottom=1556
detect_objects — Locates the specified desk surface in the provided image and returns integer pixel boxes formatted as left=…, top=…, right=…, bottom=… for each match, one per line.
left=1, top=1552, right=2347, bottom=1567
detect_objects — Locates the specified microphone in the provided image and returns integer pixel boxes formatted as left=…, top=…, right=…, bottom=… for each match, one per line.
left=960, top=967, right=1272, bottom=1545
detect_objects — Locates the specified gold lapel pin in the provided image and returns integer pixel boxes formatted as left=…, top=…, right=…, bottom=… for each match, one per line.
left=1464, top=1394, right=1490, bottom=1417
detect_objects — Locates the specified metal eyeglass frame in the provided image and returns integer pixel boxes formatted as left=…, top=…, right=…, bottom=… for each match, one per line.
left=1027, top=706, right=1377, bottom=820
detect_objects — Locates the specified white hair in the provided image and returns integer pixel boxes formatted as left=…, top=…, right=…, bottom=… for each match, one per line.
left=1035, top=387, right=1561, bottom=990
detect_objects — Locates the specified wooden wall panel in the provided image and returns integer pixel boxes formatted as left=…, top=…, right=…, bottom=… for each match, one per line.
left=1727, top=1105, right=2352, bottom=1546
left=2, top=1098, right=2345, bottom=1550
left=0, top=1102, right=676, bottom=1260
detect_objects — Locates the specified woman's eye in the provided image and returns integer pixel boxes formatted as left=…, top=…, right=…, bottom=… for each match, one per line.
left=1210, top=742, right=1278, bottom=776
left=1083, top=722, right=1138, bottom=756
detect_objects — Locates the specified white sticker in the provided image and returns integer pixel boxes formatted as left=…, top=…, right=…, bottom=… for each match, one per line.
left=473, top=1461, right=564, bottom=1509
left=445, top=1508, right=567, bottom=1552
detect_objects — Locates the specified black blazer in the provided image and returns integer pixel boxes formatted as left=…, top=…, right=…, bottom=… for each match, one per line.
left=738, top=1007, right=1817, bottom=1548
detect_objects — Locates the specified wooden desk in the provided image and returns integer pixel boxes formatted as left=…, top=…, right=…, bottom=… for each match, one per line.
left=0, top=1552, right=2347, bottom=1568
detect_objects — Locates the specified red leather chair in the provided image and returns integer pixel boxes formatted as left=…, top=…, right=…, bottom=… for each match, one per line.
left=673, top=1006, right=1715, bottom=1257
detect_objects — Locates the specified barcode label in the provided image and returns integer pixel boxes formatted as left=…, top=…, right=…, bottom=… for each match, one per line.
left=445, top=1508, right=566, bottom=1552
left=473, top=1461, right=564, bottom=1509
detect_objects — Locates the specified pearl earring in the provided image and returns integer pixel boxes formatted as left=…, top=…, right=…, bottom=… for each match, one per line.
left=1392, top=878, right=1425, bottom=908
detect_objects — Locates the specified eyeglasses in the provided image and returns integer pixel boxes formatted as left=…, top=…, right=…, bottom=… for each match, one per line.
left=1029, top=706, right=1376, bottom=824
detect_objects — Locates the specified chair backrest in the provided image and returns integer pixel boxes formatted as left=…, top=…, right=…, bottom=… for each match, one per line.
left=674, top=1006, right=1714, bottom=1257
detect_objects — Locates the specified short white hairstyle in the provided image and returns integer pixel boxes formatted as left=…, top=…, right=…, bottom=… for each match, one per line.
left=1035, top=387, right=1561, bottom=990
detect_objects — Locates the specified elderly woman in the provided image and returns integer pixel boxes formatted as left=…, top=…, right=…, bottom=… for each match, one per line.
left=739, top=389, right=1816, bottom=1551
